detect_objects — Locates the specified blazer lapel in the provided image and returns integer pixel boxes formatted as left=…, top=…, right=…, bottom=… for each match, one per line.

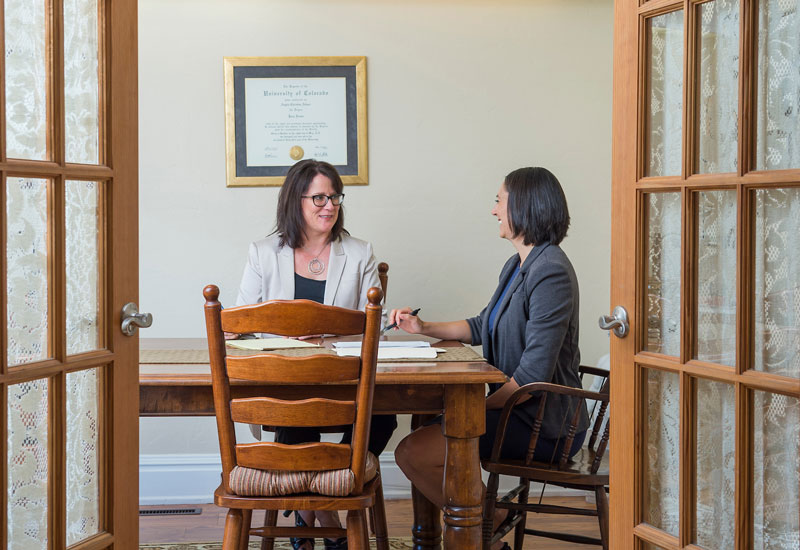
left=482, top=256, right=520, bottom=355
left=323, top=238, right=346, bottom=305
left=489, top=244, right=549, bottom=350
left=277, top=245, right=295, bottom=300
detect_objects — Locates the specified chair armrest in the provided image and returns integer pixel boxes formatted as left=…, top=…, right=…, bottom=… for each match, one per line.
left=488, top=381, right=609, bottom=464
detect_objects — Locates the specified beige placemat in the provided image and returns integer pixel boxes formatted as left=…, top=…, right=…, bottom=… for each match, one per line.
left=141, top=345, right=484, bottom=364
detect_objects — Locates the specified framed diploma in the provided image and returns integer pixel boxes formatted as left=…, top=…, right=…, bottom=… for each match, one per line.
left=223, top=56, right=368, bottom=187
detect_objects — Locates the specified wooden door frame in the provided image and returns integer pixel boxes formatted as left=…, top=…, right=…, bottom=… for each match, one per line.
left=109, top=0, right=140, bottom=547
left=609, top=1, right=638, bottom=549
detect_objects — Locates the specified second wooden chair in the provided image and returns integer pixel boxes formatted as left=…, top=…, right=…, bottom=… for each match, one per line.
left=203, top=284, right=388, bottom=550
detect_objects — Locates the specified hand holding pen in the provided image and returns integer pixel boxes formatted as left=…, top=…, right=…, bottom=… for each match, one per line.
left=384, top=307, right=422, bottom=333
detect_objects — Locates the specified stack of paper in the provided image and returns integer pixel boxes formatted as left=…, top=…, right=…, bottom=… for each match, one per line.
left=226, top=338, right=321, bottom=351
left=332, top=341, right=444, bottom=359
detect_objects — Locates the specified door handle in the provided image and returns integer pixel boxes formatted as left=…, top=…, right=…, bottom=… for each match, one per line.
left=599, top=306, right=629, bottom=338
left=121, top=302, right=153, bottom=336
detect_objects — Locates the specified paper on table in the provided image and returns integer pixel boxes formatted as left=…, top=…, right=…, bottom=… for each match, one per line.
left=335, top=347, right=445, bottom=359
left=226, top=338, right=321, bottom=351
left=332, top=341, right=431, bottom=349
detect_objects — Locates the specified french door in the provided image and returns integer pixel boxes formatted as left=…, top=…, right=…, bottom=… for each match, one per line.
left=611, top=0, right=799, bottom=549
left=1, top=0, right=139, bottom=548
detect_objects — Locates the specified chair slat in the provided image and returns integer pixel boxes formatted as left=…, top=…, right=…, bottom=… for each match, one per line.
left=230, top=398, right=355, bottom=427
left=221, top=300, right=365, bottom=336
left=227, top=354, right=361, bottom=383
left=236, top=442, right=352, bottom=471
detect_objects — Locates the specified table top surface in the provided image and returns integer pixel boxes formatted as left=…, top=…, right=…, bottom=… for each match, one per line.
left=140, top=337, right=507, bottom=386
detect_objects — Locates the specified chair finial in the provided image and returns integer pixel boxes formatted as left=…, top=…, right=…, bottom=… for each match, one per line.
left=378, top=262, right=388, bottom=275
left=367, top=287, right=383, bottom=306
left=204, top=285, right=220, bottom=302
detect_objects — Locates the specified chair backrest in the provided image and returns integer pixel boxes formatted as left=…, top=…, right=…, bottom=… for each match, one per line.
left=378, top=262, right=389, bottom=302
left=203, top=285, right=383, bottom=496
left=490, top=366, right=610, bottom=473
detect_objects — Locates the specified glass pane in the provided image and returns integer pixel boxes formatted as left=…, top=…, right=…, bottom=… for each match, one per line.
left=756, top=0, right=799, bottom=170
left=7, top=178, right=49, bottom=366
left=754, top=188, right=800, bottom=378
left=8, top=379, right=49, bottom=549
left=64, top=0, right=100, bottom=164
left=642, top=368, right=680, bottom=536
left=753, top=390, right=799, bottom=550
left=694, top=378, right=735, bottom=548
left=696, top=190, right=737, bottom=365
left=4, top=0, right=48, bottom=160
left=641, top=543, right=670, bottom=550
left=66, top=181, right=101, bottom=354
left=697, top=0, right=739, bottom=174
left=66, top=368, right=102, bottom=544
left=645, top=192, right=681, bottom=356
left=647, top=10, right=684, bottom=177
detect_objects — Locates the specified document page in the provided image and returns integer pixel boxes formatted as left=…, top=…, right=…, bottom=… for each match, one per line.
left=226, top=338, right=321, bottom=351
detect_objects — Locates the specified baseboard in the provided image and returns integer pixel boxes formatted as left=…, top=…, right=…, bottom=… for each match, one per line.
left=140, top=453, right=582, bottom=505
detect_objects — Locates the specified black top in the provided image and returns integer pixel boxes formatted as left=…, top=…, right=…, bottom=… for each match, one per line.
left=294, top=273, right=326, bottom=304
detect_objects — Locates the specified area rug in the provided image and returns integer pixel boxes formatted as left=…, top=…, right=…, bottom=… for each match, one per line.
left=140, top=539, right=413, bottom=550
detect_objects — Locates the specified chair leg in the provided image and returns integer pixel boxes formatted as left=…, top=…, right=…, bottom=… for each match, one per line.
left=260, top=510, right=278, bottom=550
left=239, top=509, right=252, bottom=550
left=595, top=486, right=610, bottom=550
left=482, top=472, right=500, bottom=550
left=372, top=475, right=390, bottom=550
left=513, top=479, right=530, bottom=550
left=223, top=509, right=244, bottom=550
left=346, top=509, right=369, bottom=550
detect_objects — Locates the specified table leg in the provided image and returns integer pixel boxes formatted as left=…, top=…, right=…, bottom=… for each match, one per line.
left=410, top=414, right=442, bottom=550
left=442, top=385, right=484, bottom=550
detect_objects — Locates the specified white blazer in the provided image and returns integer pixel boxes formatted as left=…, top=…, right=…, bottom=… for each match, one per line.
left=235, top=233, right=381, bottom=310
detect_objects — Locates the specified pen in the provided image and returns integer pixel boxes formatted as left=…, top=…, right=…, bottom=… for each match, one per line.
left=383, top=307, right=421, bottom=332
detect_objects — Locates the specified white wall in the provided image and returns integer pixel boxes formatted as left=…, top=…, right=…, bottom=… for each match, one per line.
left=138, top=0, right=613, bottom=501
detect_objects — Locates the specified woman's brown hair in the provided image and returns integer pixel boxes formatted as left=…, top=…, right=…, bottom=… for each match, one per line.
left=274, top=159, right=349, bottom=249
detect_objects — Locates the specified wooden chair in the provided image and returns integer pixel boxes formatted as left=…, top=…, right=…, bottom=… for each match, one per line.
left=203, top=284, right=389, bottom=550
left=481, top=365, right=610, bottom=550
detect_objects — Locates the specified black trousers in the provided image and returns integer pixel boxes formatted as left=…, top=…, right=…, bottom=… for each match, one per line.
left=273, top=414, right=398, bottom=456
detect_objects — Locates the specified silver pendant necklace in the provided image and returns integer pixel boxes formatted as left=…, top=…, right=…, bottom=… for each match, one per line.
left=306, top=242, right=329, bottom=275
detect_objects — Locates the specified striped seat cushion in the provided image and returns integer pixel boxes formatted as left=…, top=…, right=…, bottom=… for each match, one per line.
left=229, top=452, right=378, bottom=497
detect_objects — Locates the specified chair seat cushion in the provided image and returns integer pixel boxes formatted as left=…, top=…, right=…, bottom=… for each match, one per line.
left=229, top=452, right=378, bottom=497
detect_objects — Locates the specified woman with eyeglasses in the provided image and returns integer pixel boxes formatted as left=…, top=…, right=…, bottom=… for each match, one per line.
left=388, top=167, right=587, bottom=550
left=234, top=158, right=397, bottom=550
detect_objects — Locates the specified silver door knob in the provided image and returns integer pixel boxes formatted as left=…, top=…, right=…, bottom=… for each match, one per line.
left=121, top=302, right=153, bottom=336
left=599, top=306, right=629, bottom=338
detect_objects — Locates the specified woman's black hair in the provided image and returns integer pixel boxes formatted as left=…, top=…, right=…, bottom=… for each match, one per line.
left=274, top=159, right=349, bottom=249
left=504, top=166, right=570, bottom=246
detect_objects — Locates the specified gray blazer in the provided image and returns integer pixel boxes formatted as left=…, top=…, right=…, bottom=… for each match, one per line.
left=466, top=243, right=588, bottom=439
left=235, top=233, right=380, bottom=310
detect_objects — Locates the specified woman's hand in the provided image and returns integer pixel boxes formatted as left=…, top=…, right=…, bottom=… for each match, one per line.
left=388, top=307, right=425, bottom=334
left=224, top=332, right=239, bottom=340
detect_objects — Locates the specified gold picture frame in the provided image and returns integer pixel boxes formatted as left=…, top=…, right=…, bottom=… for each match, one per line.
left=223, top=56, right=368, bottom=187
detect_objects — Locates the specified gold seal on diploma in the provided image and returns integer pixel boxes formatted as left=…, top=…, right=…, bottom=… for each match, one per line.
left=289, top=146, right=305, bottom=161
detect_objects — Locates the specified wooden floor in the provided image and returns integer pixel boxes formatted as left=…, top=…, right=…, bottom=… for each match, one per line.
left=140, top=496, right=601, bottom=549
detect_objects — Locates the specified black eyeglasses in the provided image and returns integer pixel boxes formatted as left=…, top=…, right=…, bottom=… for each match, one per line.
left=301, top=193, right=345, bottom=207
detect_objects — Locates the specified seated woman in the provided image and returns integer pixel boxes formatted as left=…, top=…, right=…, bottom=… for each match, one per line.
left=389, top=166, right=587, bottom=550
left=234, top=158, right=397, bottom=550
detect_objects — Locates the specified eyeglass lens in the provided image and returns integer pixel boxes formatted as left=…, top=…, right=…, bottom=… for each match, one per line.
left=312, top=194, right=344, bottom=206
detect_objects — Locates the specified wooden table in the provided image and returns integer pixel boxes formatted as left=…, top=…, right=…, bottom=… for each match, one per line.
left=139, top=338, right=506, bottom=550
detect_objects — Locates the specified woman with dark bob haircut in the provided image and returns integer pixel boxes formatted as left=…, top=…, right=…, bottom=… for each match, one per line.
left=388, top=167, right=586, bottom=550
left=234, top=159, right=397, bottom=550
